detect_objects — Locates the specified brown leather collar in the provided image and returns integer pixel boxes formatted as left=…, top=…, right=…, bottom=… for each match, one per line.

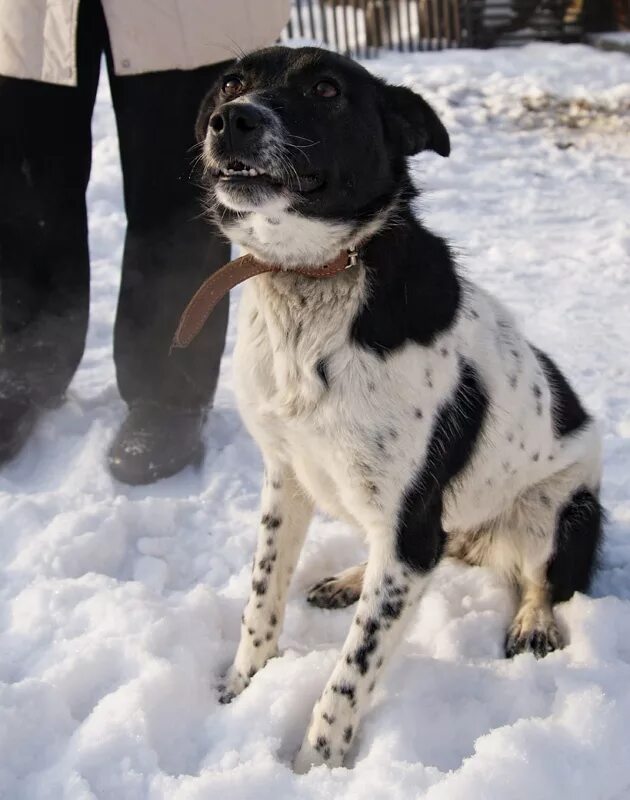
left=171, top=249, right=358, bottom=350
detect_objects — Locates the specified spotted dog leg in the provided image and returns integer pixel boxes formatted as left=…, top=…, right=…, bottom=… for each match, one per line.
left=294, top=548, right=437, bottom=772
left=220, top=468, right=313, bottom=703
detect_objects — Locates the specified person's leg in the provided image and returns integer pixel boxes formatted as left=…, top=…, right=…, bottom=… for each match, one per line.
left=106, top=56, right=231, bottom=484
left=0, top=0, right=105, bottom=463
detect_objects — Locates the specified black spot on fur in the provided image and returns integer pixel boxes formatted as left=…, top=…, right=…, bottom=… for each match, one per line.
left=365, top=618, right=380, bottom=635
left=547, top=487, right=603, bottom=603
left=271, top=479, right=282, bottom=490
left=396, top=358, right=488, bottom=571
left=354, top=635, right=378, bottom=674
left=252, top=579, right=268, bottom=595
left=258, top=557, right=274, bottom=573
left=253, top=639, right=261, bottom=647
left=316, top=736, right=328, bottom=750
left=532, top=452, right=540, bottom=462
left=333, top=682, right=356, bottom=705
left=322, top=713, right=335, bottom=725
left=351, top=200, right=460, bottom=357
left=316, top=357, right=330, bottom=389
left=381, top=599, right=404, bottom=619
left=270, top=613, right=278, bottom=626
left=248, top=667, right=256, bottom=678
left=343, top=726, right=353, bottom=743
left=262, top=514, right=282, bottom=530
left=414, top=408, right=423, bottom=419
left=353, top=616, right=381, bottom=675
left=532, top=346, right=589, bottom=438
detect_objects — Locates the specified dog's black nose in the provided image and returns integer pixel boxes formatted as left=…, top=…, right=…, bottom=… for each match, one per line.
left=209, top=104, right=263, bottom=147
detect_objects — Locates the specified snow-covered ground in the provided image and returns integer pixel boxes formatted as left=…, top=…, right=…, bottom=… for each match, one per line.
left=1, top=43, right=630, bottom=800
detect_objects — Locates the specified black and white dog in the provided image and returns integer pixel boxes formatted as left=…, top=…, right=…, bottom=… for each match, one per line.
left=195, top=46, right=603, bottom=771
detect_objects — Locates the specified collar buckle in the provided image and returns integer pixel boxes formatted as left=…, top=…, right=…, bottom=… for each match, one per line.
left=346, top=249, right=359, bottom=270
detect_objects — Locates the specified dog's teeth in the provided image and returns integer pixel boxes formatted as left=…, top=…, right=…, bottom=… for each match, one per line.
left=249, top=168, right=258, bottom=176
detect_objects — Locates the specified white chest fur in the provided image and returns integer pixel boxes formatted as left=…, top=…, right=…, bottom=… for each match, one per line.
left=233, top=266, right=463, bottom=531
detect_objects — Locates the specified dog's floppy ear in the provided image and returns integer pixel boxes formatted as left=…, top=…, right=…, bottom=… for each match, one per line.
left=384, top=84, right=450, bottom=158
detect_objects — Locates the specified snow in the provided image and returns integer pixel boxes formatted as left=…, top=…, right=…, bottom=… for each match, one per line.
left=1, top=42, right=630, bottom=800
left=591, top=32, right=630, bottom=55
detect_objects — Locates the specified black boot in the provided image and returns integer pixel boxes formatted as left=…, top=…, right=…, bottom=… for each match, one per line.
left=107, top=403, right=206, bottom=485
left=0, top=384, right=38, bottom=466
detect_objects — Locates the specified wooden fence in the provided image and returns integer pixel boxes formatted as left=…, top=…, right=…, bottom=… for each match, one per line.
left=281, top=0, right=588, bottom=55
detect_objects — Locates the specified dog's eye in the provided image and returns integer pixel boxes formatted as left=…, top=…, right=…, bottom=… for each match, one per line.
left=313, top=80, right=339, bottom=99
left=222, top=77, right=244, bottom=98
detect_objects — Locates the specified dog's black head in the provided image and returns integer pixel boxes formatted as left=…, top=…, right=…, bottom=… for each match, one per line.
left=196, top=46, right=449, bottom=225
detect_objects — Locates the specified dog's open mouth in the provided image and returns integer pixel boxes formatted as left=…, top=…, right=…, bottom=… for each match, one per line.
left=210, top=159, right=322, bottom=193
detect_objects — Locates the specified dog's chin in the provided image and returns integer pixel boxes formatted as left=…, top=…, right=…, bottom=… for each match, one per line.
left=214, top=180, right=291, bottom=213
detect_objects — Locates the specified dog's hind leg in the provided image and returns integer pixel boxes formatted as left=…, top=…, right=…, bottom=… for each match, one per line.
left=505, top=570, right=563, bottom=658
left=503, top=478, right=603, bottom=659
left=546, top=487, right=603, bottom=604
left=306, top=563, right=366, bottom=609
left=219, top=465, right=313, bottom=703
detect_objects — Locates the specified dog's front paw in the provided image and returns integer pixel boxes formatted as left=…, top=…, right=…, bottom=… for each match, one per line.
left=293, top=738, right=328, bottom=773
left=293, top=726, right=347, bottom=772
left=218, top=665, right=252, bottom=704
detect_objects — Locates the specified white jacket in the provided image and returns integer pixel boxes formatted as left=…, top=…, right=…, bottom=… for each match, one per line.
left=0, top=0, right=290, bottom=86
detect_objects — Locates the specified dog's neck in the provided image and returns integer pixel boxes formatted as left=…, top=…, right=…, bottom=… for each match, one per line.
left=216, top=198, right=397, bottom=270
left=217, top=189, right=461, bottom=356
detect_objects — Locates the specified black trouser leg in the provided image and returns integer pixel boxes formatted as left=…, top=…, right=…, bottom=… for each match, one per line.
left=0, top=0, right=104, bottom=404
left=108, top=59, right=231, bottom=412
